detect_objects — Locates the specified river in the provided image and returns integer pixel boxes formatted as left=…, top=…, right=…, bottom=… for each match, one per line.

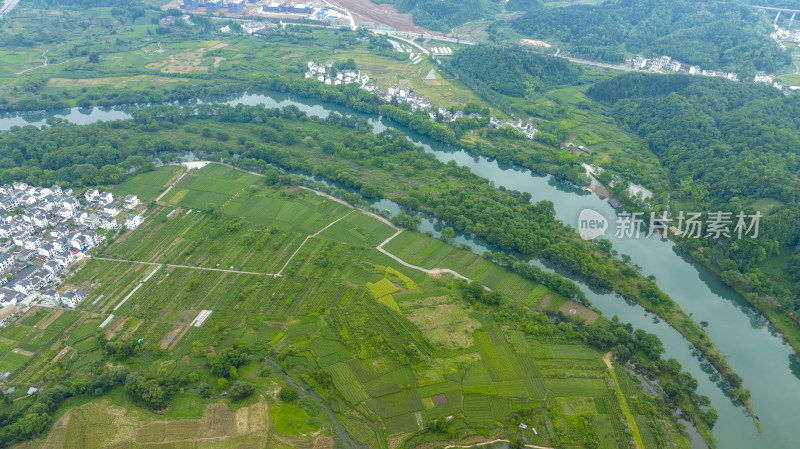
left=2, top=92, right=798, bottom=449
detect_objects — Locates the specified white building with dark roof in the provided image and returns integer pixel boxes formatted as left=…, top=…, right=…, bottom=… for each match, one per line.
left=61, top=290, right=86, bottom=308
left=126, top=214, right=143, bottom=230
left=0, top=287, right=21, bottom=308
left=0, top=254, right=14, bottom=272
left=124, top=195, right=141, bottom=209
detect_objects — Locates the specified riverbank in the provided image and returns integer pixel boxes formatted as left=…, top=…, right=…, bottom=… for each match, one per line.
left=688, top=247, right=800, bottom=357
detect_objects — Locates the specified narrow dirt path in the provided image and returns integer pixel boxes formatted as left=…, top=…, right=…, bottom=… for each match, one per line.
left=93, top=258, right=272, bottom=276
left=376, top=230, right=471, bottom=281
left=155, top=164, right=189, bottom=202
left=444, top=439, right=554, bottom=449
left=603, top=352, right=645, bottom=449
left=275, top=209, right=356, bottom=276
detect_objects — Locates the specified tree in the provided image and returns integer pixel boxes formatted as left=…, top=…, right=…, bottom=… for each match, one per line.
left=702, top=407, right=718, bottom=428
left=278, top=387, right=298, bottom=402
left=391, top=210, right=421, bottom=231
left=229, top=381, right=255, bottom=400
left=217, top=377, right=229, bottom=390
left=197, top=382, right=211, bottom=398
left=440, top=226, right=455, bottom=243
left=464, top=280, right=485, bottom=302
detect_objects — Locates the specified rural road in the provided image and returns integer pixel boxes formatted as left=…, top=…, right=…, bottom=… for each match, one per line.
left=93, top=258, right=275, bottom=276
left=371, top=30, right=431, bottom=55
left=0, top=0, right=20, bottom=19
left=320, top=0, right=356, bottom=30
left=154, top=161, right=211, bottom=202
left=444, top=441, right=554, bottom=449
left=275, top=209, right=356, bottom=276
left=376, top=230, right=471, bottom=281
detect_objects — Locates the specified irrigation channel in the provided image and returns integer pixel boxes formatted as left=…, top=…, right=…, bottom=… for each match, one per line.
left=3, top=92, right=800, bottom=449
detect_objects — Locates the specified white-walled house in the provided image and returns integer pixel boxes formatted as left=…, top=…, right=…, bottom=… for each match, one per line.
left=126, top=214, right=143, bottom=230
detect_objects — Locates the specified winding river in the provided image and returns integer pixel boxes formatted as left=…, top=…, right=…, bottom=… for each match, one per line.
left=3, top=93, right=799, bottom=449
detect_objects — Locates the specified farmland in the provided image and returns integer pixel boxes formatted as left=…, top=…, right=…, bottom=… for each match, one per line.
left=0, top=164, right=688, bottom=449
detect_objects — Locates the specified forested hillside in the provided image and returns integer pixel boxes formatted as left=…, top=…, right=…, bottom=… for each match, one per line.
left=507, top=0, right=790, bottom=75
left=588, top=72, right=800, bottom=316
left=444, top=45, right=582, bottom=98
left=370, top=0, right=496, bottom=32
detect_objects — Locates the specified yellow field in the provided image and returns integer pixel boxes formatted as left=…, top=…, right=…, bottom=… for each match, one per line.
left=16, top=397, right=281, bottom=449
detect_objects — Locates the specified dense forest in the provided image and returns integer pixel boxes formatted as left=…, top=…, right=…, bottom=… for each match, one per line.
left=369, top=0, right=496, bottom=32
left=504, top=0, right=541, bottom=12
left=444, top=45, right=582, bottom=98
left=588, top=72, right=800, bottom=314
left=506, top=0, right=791, bottom=75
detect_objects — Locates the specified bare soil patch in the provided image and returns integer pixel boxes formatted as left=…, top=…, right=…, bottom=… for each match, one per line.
left=52, top=345, right=72, bottom=363
left=431, top=393, right=448, bottom=406
left=535, top=292, right=553, bottom=310
left=326, top=0, right=429, bottom=33
left=160, top=323, right=185, bottom=349
left=314, top=435, right=335, bottom=449
left=12, top=347, right=34, bottom=357
left=120, top=319, right=144, bottom=340
left=199, top=402, right=236, bottom=439
left=36, top=309, right=64, bottom=330
left=105, top=316, right=126, bottom=339
left=559, top=299, right=599, bottom=324
left=235, top=399, right=269, bottom=434
left=0, top=305, right=15, bottom=322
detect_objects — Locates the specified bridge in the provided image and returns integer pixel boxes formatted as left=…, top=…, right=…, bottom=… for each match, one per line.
left=753, top=5, right=800, bottom=27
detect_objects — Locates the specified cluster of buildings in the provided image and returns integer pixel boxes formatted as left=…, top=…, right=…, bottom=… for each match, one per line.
left=304, top=61, right=367, bottom=86
left=262, top=1, right=313, bottom=13
left=40, top=289, right=86, bottom=308
left=241, top=21, right=278, bottom=36
left=633, top=53, right=800, bottom=93
left=772, top=26, right=800, bottom=47
left=313, top=7, right=342, bottom=21
left=632, top=55, right=739, bottom=81
left=753, top=73, right=799, bottom=92
left=489, top=116, right=537, bottom=140
left=0, top=183, right=144, bottom=313
left=305, top=60, right=538, bottom=140
left=181, top=0, right=246, bottom=13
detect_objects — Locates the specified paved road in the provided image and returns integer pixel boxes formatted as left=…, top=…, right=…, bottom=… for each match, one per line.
left=0, top=0, right=20, bottom=19
left=372, top=30, right=430, bottom=56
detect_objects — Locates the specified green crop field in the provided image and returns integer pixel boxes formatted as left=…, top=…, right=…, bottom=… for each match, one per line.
left=105, top=165, right=183, bottom=201
left=0, top=164, right=684, bottom=449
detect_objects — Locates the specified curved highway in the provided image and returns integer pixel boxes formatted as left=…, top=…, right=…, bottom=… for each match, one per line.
left=0, top=0, right=20, bottom=19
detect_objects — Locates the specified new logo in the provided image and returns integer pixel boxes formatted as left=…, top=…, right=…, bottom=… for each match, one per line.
left=578, top=208, right=608, bottom=240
